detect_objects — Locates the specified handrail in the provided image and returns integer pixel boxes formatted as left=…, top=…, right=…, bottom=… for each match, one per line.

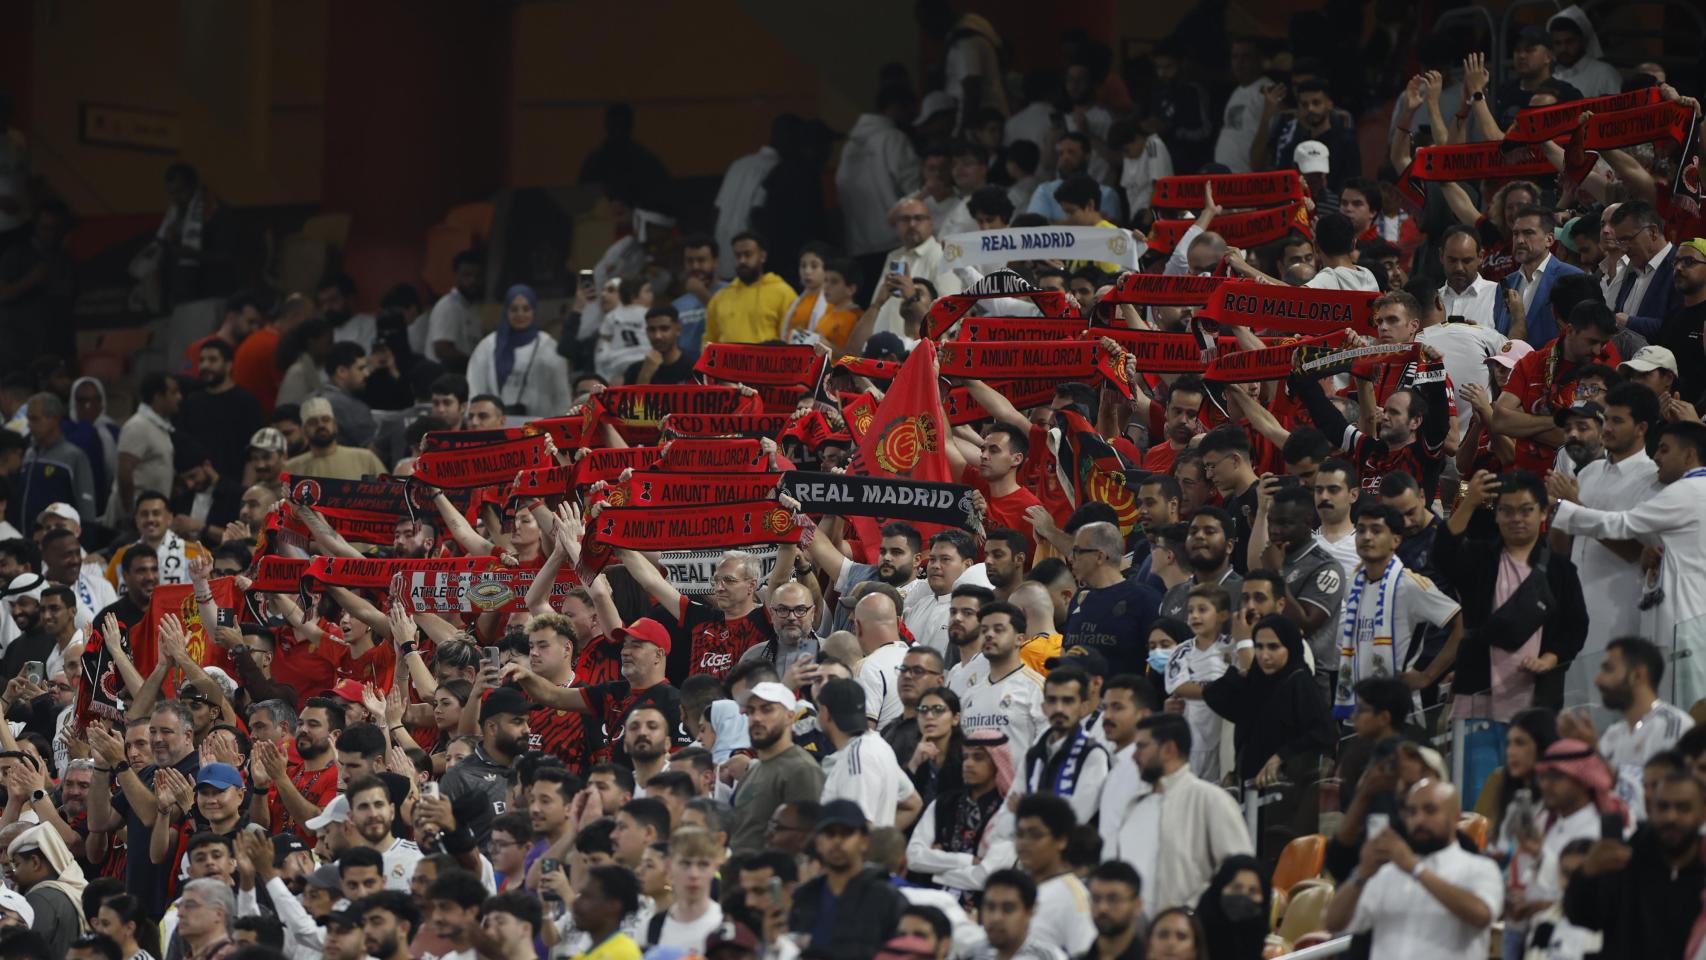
left=1282, top=935, right=1355, bottom=958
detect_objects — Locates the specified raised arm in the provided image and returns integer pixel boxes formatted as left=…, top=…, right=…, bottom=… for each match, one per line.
left=617, top=547, right=683, bottom=613
left=433, top=492, right=496, bottom=555
left=291, top=504, right=364, bottom=560
left=328, top=586, right=393, bottom=639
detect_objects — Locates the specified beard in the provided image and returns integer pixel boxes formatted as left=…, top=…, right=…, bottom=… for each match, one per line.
left=1600, top=680, right=1633, bottom=711
left=1565, top=440, right=1601, bottom=466
left=359, top=818, right=390, bottom=843
left=12, top=612, right=38, bottom=633
left=749, top=724, right=782, bottom=751
left=493, top=733, right=528, bottom=758
left=1186, top=547, right=1226, bottom=573
left=297, top=735, right=330, bottom=761
left=308, top=428, right=336, bottom=450
left=881, top=564, right=914, bottom=587
left=1139, top=760, right=1163, bottom=785
left=1409, top=831, right=1450, bottom=855
left=369, top=934, right=399, bottom=959
left=628, top=739, right=665, bottom=763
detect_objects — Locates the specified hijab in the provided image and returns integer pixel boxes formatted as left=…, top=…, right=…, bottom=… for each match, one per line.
left=1248, top=614, right=1310, bottom=693
left=494, top=284, right=540, bottom=386
left=68, top=375, right=118, bottom=492
left=1196, top=854, right=1273, bottom=960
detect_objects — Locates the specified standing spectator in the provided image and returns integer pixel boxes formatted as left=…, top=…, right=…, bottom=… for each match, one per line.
left=85, top=701, right=200, bottom=918
left=466, top=285, right=570, bottom=417
left=902, top=530, right=977, bottom=656
left=1570, top=636, right=1695, bottom=818
left=1252, top=79, right=1361, bottom=193
left=18, top=394, right=96, bottom=533
left=1656, top=238, right=1706, bottom=401
left=1003, top=142, right=1043, bottom=215
left=1606, top=202, right=1677, bottom=338
left=1547, top=7, right=1622, bottom=98
left=704, top=231, right=796, bottom=345
left=422, top=249, right=483, bottom=372
left=590, top=276, right=650, bottom=383
left=817, top=678, right=920, bottom=830
left=838, top=86, right=922, bottom=271
left=1012, top=795, right=1094, bottom=957
left=871, top=199, right=964, bottom=339
left=1110, top=117, right=1172, bottom=217
left=281, top=398, right=385, bottom=483
left=108, top=375, right=178, bottom=531
left=231, top=293, right=307, bottom=413
left=1147, top=41, right=1214, bottom=174
left=1493, top=29, right=1585, bottom=127
left=1096, top=675, right=1159, bottom=855
left=1325, top=779, right=1504, bottom=957
left=1565, top=771, right=1706, bottom=958
left=1213, top=38, right=1276, bottom=173
left=578, top=103, right=671, bottom=208
left=1109, top=714, right=1252, bottom=911
left=178, top=340, right=263, bottom=480
left=1440, top=226, right=1502, bottom=328
left=959, top=601, right=1049, bottom=759
left=787, top=800, right=908, bottom=960
left=915, top=143, right=976, bottom=239
left=727, top=682, right=825, bottom=857
left=312, top=342, right=377, bottom=448
left=1022, top=668, right=1108, bottom=826
left=714, top=120, right=786, bottom=278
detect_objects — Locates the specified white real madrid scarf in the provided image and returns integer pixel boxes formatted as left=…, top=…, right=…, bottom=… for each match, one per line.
left=1335, top=556, right=1405, bottom=718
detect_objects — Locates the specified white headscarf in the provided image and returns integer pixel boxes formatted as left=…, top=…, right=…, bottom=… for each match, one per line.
left=69, top=376, right=119, bottom=478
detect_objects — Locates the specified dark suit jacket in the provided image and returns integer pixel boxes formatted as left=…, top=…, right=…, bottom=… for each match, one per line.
left=1618, top=245, right=1679, bottom=338
left=1494, top=255, right=1585, bottom=345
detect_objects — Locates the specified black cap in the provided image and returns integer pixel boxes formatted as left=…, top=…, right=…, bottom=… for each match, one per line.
left=1046, top=645, right=1111, bottom=678
left=271, top=834, right=308, bottom=867
left=815, top=799, right=869, bottom=834
left=815, top=678, right=867, bottom=732
left=862, top=332, right=908, bottom=362
left=1553, top=400, right=1605, bottom=427
left=479, top=686, right=533, bottom=723
left=1516, top=25, right=1552, bottom=49
left=322, top=906, right=362, bottom=929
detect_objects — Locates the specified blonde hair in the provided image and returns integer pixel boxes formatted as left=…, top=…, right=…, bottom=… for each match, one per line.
left=668, top=826, right=723, bottom=861
left=527, top=612, right=578, bottom=646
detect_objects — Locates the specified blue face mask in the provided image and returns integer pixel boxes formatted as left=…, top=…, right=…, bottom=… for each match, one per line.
left=1148, top=649, right=1174, bottom=673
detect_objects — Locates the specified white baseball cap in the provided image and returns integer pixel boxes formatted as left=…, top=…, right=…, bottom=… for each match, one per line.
left=1486, top=339, right=1537, bottom=370
left=0, top=888, right=32, bottom=927
left=914, top=90, right=957, bottom=127
left=1294, top=140, right=1330, bottom=176
left=1620, top=345, right=1679, bottom=376
left=746, top=681, right=798, bottom=713
left=305, top=794, right=350, bottom=830
left=35, top=502, right=80, bottom=526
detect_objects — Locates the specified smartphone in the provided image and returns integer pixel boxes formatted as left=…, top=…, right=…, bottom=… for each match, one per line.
left=22, top=662, right=42, bottom=685
left=421, top=782, right=440, bottom=800
left=768, top=876, right=783, bottom=901
left=1366, top=812, right=1391, bottom=838
left=541, top=858, right=560, bottom=874
left=484, top=646, right=501, bottom=671
left=887, top=259, right=909, bottom=278
left=1600, top=811, right=1624, bottom=840
left=577, top=269, right=595, bottom=290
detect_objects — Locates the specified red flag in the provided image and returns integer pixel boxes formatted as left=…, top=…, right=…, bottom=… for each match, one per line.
left=1053, top=409, right=1139, bottom=534
left=847, top=339, right=954, bottom=560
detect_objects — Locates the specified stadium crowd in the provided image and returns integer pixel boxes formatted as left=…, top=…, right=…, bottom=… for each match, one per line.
left=0, top=5, right=1703, bottom=960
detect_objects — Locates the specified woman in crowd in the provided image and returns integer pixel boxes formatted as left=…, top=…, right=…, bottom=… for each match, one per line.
left=1478, top=707, right=1560, bottom=846
left=1145, top=617, right=1192, bottom=704
left=905, top=687, right=965, bottom=808
left=1196, top=855, right=1274, bottom=960
left=92, top=893, right=162, bottom=960
left=467, top=283, right=572, bottom=417
left=1146, top=906, right=1210, bottom=960
left=428, top=679, right=474, bottom=774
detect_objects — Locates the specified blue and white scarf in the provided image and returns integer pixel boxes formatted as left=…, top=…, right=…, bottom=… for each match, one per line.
left=1031, top=726, right=1099, bottom=797
left=1334, top=556, right=1405, bottom=718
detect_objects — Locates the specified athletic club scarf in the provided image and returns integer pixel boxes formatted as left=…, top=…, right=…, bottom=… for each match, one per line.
left=942, top=382, right=1061, bottom=425
left=1150, top=170, right=1305, bottom=210
left=1335, top=556, right=1405, bottom=718
left=411, top=434, right=551, bottom=489
left=1205, top=331, right=1349, bottom=382
left=623, top=471, right=783, bottom=507
left=1097, top=271, right=1227, bottom=307
left=249, top=555, right=309, bottom=593
left=778, top=471, right=980, bottom=530
left=954, top=317, right=1089, bottom=343
left=1147, top=201, right=1313, bottom=255
left=937, top=225, right=1142, bottom=271
left=1195, top=281, right=1377, bottom=336
left=923, top=270, right=1081, bottom=340
left=661, top=413, right=793, bottom=439
left=1503, top=85, right=1665, bottom=144
left=574, top=447, right=663, bottom=487
left=590, top=500, right=801, bottom=550
left=694, top=343, right=827, bottom=386
left=394, top=566, right=580, bottom=615
left=655, top=438, right=773, bottom=473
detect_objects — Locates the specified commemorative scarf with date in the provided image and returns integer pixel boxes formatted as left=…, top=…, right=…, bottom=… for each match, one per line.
left=1150, top=170, right=1305, bottom=210
left=694, top=343, right=827, bottom=386
left=1503, top=86, right=1665, bottom=144
left=623, top=470, right=783, bottom=507
left=923, top=269, right=1081, bottom=339
left=411, top=434, right=552, bottom=489
left=1147, top=201, right=1313, bottom=255
left=1203, top=331, right=1349, bottom=382
left=591, top=500, right=801, bottom=550
left=394, top=565, right=581, bottom=615
left=778, top=471, right=978, bottom=530
left=282, top=474, right=476, bottom=517
left=1292, top=340, right=1419, bottom=379
left=419, top=425, right=542, bottom=452
left=1195, top=280, right=1378, bottom=336
left=1097, top=272, right=1227, bottom=307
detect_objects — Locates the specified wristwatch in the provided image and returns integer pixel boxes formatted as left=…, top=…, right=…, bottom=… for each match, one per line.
left=30, top=790, right=45, bottom=804
left=1410, top=860, right=1428, bottom=879
left=1469, top=91, right=1487, bottom=103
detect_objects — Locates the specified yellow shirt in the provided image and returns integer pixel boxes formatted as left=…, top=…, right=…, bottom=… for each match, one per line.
left=572, top=932, right=643, bottom=960
left=705, top=272, right=797, bottom=344
left=1019, top=632, right=1065, bottom=674
left=1065, top=218, right=1125, bottom=276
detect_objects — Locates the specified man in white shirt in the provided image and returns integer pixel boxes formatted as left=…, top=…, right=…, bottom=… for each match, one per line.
left=1567, top=635, right=1694, bottom=819
left=959, top=601, right=1048, bottom=759
left=872, top=198, right=965, bottom=338
left=1552, top=382, right=1663, bottom=702
left=916, top=145, right=976, bottom=238
left=1415, top=283, right=1508, bottom=440
left=817, top=678, right=921, bottom=830
left=1515, top=739, right=1612, bottom=930
left=837, top=89, right=923, bottom=259
left=345, top=776, right=421, bottom=891
left=1213, top=39, right=1274, bottom=173
left=853, top=591, right=911, bottom=729
left=903, top=530, right=978, bottom=655
left=713, top=126, right=783, bottom=278
left=422, top=249, right=483, bottom=370
left=1439, top=225, right=1502, bottom=328
left=107, top=373, right=178, bottom=528
left=1326, top=779, right=1503, bottom=959
left=1096, top=676, right=1158, bottom=856
left=1022, top=667, right=1108, bottom=827
left=1012, top=794, right=1095, bottom=957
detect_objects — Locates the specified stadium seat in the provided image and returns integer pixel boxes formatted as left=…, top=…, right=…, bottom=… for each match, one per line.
left=421, top=224, right=476, bottom=295
left=1277, top=883, right=1334, bottom=943
left=79, top=327, right=153, bottom=380
left=1459, top=812, right=1490, bottom=851
left=1271, top=833, right=1327, bottom=893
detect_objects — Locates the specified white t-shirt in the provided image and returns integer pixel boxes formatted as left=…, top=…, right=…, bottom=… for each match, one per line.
left=595, top=303, right=651, bottom=383
left=425, top=290, right=482, bottom=359
left=383, top=837, right=422, bottom=891
left=1031, top=873, right=1096, bottom=956
left=821, top=731, right=915, bottom=827
left=1418, top=321, right=1507, bottom=437
left=858, top=640, right=909, bottom=729
left=1214, top=79, right=1272, bottom=173
left=1307, top=265, right=1381, bottom=292
left=656, top=901, right=724, bottom=952
left=946, top=650, right=986, bottom=696
left=902, top=583, right=953, bottom=655
left=1601, top=700, right=1694, bottom=818
left=1164, top=638, right=1231, bottom=782
left=959, top=662, right=1048, bottom=758
left=1347, top=842, right=1504, bottom=960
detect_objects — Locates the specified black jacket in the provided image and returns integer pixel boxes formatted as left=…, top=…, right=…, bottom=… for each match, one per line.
left=1433, top=529, right=1587, bottom=709
left=788, top=865, right=907, bottom=960
left=1565, top=825, right=1705, bottom=959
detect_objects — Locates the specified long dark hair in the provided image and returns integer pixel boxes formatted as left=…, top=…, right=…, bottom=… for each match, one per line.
left=1494, top=707, right=1560, bottom=831
left=99, top=893, right=162, bottom=960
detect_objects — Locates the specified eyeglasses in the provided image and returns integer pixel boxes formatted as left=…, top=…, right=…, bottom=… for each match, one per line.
left=1069, top=547, right=1104, bottom=559
left=916, top=703, right=953, bottom=716
left=1678, top=257, right=1706, bottom=270
left=900, top=666, right=944, bottom=679
left=714, top=575, right=753, bottom=587
left=771, top=605, right=813, bottom=619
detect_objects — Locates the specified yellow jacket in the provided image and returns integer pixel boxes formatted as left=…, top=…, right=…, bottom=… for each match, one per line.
left=705, top=272, right=797, bottom=344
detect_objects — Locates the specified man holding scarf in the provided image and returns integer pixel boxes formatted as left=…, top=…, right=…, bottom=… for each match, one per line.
left=466, top=284, right=571, bottom=417
left=1332, top=503, right=1462, bottom=720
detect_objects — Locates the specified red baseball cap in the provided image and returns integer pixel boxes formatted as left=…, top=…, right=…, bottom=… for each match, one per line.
left=330, top=679, right=365, bottom=703
left=612, top=617, right=672, bottom=655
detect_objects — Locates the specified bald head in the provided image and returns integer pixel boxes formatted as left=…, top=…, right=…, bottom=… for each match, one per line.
left=853, top=592, right=900, bottom=654
left=1010, top=582, right=1055, bottom=636
left=1402, top=778, right=1462, bottom=849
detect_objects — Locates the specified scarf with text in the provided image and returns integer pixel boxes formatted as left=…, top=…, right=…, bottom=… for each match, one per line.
left=938, top=226, right=1142, bottom=270
left=304, top=556, right=496, bottom=593
left=694, top=343, right=828, bottom=386
left=1150, top=170, right=1305, bottom=210
left=779, top=471, right=980, bottom=530
left=1293, top=340, right=1420, bottom=380
left=1570, top=100, right=1698, bottom=152
left=1335, top=556, right=1406, bottom=717
left=1394, top=143, right=1558, bottom=206
left=411, top=434, right=552, bottom=489
left=1503, top=86, right=1665, bottom=144
left=1196, top=281, right=1377, bottom=335
left=1097, top=330, right=1295, bottom=373
left=954, top=317, right=1089, bottom=343
left=662, top=412, right=793, bottom=439
left=923, top=270, right=1081, bottom=339
left=1097, top=271, right=1228, bottom=307
left=590, top=500, right=801, bottom=550
left=249, top=556, right=310, bottom=594
left=1204, top=331, right=1350, bottom=382
left=419, top=425, right=542, bottom=452
left=1147, top=201, right=1313, bottom=255
left=393, top=565, right=580, bottom=615
left=278, top=505, right=400, bottom=546
left=656, top=438, right=775, bottom=473
left=573, top=447, right=664, bottom=487
left=585, top=384, right=762, bottom=442
left=623, top=470, right=783, bottom=507
left=508, top=465, right=577, bottom=502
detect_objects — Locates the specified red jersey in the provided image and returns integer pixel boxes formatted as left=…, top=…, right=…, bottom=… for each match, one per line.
left=657, top=596, right=773, bottom=685
left=1503, top=337, right=1621, bottom=473
left=334, top=637, right=398, bottom=693
left=1142, top=440, right=1183, bottom=474
left=270, top=621, right=342, bottom=706
left=961, top=465, right=1043, bottom=557
left=271, top=760, right=339, bottom=844
left=528, top=683, right=594, bottom=774
left=575, top=636, right=624, bottom=687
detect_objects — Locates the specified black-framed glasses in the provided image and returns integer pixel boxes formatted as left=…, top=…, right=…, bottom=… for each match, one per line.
left=900, top=665, right=943, bottom=678
left=771, top=605, right=813, bottom=619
